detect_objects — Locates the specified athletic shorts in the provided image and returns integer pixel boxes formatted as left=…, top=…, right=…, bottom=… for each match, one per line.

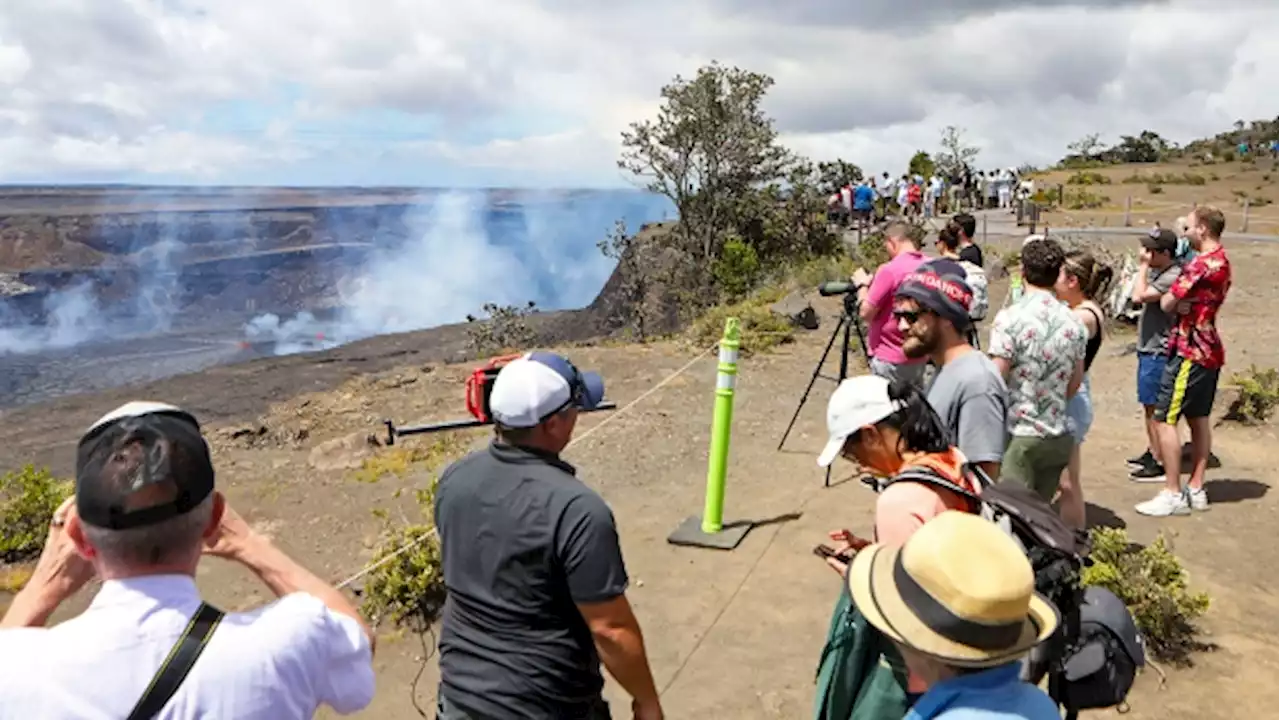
left=1153, top=355, right=1220, bottom=423
left=1136, top=352, right=1165, bottom=407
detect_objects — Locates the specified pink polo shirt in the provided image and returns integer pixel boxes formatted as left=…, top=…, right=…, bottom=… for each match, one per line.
left=865, top=250, right=927, bottom=364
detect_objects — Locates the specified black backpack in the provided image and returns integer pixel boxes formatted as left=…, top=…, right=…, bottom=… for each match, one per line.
left=1055, top=586, right=1146, bottom=715
left=883, top=464, right=1144, bottom=719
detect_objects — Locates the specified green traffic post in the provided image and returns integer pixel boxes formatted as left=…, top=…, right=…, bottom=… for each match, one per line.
left=667, top=317, right=753, bottom=551
left=701, top=317, right=740, bottom=533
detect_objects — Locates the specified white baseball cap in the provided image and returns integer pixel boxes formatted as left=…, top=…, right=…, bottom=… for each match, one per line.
left=817, top=375, right=904, bottom=468
left=489, top=351, right=605, bottom=428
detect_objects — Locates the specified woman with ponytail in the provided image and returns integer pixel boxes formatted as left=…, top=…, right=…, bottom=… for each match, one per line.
left=1053, top=250, right=1114, bottom=529
left=813, top=374, right=989, bottom=718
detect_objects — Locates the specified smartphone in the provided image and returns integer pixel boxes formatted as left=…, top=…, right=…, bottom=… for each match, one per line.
left=814, top=544, right=855, bottom=562
left=813, top=544, right=838, bottom=560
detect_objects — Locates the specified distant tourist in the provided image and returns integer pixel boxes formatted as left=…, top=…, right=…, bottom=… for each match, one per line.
left=988, top=238, right=1087, bottom=502
left=1127, top=228, right=1184, bottom=481
left=950, top=213, right=985, bottom=267
left=0, top=401, right=376, bottom=719
left=853, top=179, right=876, bottom=228
left=1136, top=207, right=1232, bottom=517
left=849, top=222, right=930, bottom=387
left=433, top=352, right=663, bottom=719
left=935, top=224, right=989, bottom=330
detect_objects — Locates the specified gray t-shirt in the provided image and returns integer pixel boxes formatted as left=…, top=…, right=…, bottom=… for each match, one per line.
left=1137, top=264, right=1182, bottom=354
left=927, top=350, right=1009, bottom=464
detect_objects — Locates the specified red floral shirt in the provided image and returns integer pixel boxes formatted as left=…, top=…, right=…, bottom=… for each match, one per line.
left=1169, top=245, right=1231, bottom=370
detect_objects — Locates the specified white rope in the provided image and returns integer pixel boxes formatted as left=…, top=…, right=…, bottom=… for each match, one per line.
left=334, top=344, right=720, bottom=590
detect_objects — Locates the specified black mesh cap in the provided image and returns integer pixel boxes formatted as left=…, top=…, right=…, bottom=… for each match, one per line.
left=75, top=401, right=216, bottom=530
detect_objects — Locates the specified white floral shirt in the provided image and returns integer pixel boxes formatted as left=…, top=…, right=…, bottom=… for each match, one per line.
left=988, top=287, right=1087, bottom=437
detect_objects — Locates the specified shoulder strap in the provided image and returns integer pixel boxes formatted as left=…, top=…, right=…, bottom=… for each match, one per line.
left=883, top=465, right=985, bottom=507
left=126, top=602, right=224, bottom=720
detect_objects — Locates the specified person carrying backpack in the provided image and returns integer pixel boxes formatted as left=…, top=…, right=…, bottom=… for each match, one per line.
left=813, top=375, right=988, bottom=718
left=813, top=375, right=1145, bottom=720
left=844, top=511, right=1063, bottom=720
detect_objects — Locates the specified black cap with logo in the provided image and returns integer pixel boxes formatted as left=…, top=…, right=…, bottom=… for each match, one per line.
left=75, top=401, right=216, bottom=530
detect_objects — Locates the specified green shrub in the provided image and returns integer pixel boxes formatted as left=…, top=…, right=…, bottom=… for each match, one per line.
left=1064, top=188, right=1106, bottom=210
left=1082, top=527, right=1211, bottom=665
left=687, top=294, right=794, bottom=355
left=1066, top=171, right=1111, bottom=186
left=712, top=235, right=763, bottom=301
left=465, top=301, right=538, bottom=355
left=0, top=465, right=73, bottom=563
left=360, top=487, right=447, bottom=630
left=1223, top=365, right=1279, bottom=424
left=351, top=434, right=471, bottom=484
left=779, top=255, right=857, bottom=290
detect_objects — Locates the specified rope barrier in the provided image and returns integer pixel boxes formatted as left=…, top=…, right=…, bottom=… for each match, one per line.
left=334, top=343, right=720, bottom=590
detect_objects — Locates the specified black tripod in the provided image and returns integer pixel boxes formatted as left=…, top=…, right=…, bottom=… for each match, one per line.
left=777, top=291, right=870, bottom=486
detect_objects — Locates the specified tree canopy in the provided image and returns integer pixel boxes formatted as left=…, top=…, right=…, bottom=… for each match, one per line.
left=613, top=62, right=842, bottom=329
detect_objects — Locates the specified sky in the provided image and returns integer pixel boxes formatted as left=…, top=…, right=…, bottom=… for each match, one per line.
left=0, top=0, right=1275, bottom=188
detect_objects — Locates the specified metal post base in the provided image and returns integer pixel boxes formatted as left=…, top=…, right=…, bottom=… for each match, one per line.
left=666, top=516, right=753, bottom=551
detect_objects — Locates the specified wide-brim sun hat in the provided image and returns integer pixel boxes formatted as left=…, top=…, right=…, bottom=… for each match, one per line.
left=847, top=511, right=1060, bottom=667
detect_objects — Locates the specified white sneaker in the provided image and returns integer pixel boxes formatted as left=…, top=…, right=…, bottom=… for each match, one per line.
left=1187, top=487, right=1210, bottom=512
left=1135, top=490, right=1191, bottom=517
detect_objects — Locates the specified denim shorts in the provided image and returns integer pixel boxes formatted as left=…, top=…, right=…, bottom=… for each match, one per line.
left=1136, top=352, right=1166, bottom=407
left=1066, top=375, right=1093, bottom=444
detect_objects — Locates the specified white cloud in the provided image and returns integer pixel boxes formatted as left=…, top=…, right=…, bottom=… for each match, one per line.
left=0, top=0, right=1274, bottom=184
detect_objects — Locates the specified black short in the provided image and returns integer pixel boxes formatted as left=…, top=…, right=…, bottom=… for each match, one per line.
left=1152, top=356, right=1220, bottom=423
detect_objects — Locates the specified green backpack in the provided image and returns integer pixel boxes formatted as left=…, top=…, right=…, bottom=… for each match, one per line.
left=812, top=579, right=912, bottom=720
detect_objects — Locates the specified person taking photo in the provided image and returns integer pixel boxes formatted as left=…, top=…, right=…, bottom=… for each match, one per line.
left=0, top=401, right=376, bottom=719
left=849, top=222, right=929, bottom=388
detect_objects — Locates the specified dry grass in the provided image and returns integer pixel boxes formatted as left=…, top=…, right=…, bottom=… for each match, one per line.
left=1031, top=157, right=1278, bottom=234
left=350, top=433, right=474, bottom=484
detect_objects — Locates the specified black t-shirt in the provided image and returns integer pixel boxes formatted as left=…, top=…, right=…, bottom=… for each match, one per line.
left=958, top=243, right=984, bottom=268
left=434, top=441, right=629, bottom=718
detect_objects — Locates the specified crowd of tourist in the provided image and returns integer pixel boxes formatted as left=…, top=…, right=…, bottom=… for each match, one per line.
left=0, top=203, right=1232, bottom=719
left=829, top=167, right=1030, bottom=225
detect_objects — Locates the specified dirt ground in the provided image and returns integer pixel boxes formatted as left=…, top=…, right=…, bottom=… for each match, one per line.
left=0, top=228, right=1276, bottom=719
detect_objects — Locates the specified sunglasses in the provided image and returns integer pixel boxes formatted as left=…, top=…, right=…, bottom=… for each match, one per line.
left=893, top=309, right=925, bottom=325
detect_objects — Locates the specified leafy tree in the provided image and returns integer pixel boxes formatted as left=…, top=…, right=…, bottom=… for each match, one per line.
left=619, top=63, right=793, bottom=266
left=1066, top=133, right=1104, bottom=159
left=816, top=159, right=863, bottom=194
left=1108, top=133, right=1163, bottom=163
left=937, top=126, right=979, bottom=178
left=614, top=62, right=838, bottom=316
left=907, top=150, right=935, bottom=179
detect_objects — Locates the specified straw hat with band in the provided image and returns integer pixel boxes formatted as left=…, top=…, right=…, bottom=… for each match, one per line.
left=847, top=511, right=1059, bottom=667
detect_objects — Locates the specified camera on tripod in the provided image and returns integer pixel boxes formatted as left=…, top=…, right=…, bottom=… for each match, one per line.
left=777, top=276, right=872, bottom=486
left=817, top=281, right=857, bottom=297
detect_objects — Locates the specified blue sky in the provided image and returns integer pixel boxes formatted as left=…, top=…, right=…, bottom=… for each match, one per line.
left=0, top=0, right=1275, bottom=187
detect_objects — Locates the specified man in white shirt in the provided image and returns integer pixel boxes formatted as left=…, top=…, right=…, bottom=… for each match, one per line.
left=0, top=401, right=376, bottom=719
